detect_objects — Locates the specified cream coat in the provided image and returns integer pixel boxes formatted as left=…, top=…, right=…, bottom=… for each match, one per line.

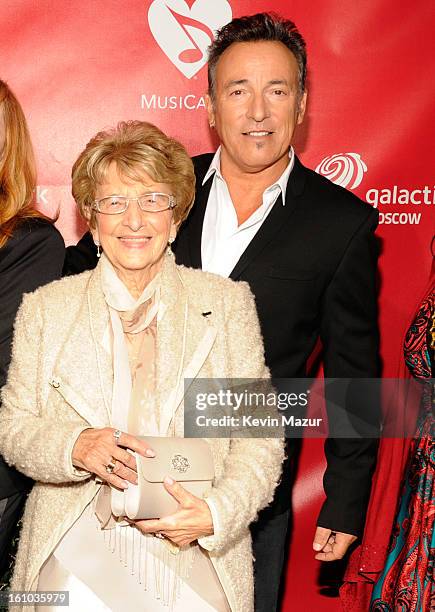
left=0, top=252, right=284, bottom=612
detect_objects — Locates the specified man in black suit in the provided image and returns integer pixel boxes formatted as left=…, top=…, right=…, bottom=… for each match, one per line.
left=64, top=13, right=379, bottom=611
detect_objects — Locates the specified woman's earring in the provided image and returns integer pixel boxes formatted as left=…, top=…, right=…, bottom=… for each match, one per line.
left=167, top=236, right=175, bottom=253
left=96, top=242, right=101, bottom=258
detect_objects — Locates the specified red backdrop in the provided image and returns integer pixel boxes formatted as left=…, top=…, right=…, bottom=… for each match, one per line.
left=1, top=1, right=434, bottom=609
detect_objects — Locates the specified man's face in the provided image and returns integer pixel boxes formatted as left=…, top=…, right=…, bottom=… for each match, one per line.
left=207, top=41, right=307, bottom=175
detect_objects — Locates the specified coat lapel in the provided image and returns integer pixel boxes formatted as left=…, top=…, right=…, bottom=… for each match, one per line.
left=52, top=266, right=113, bottom=428
left=229, top=191, right=288, bottom=280
left=185, top=174, right=214, bottom=270
left=182, top=153, right=307, bottom=281
left=52, top=256, right=217, bottom=435
left=157, top=253, right=217, bottom=435
left=230, top=156, right=307, bottom=280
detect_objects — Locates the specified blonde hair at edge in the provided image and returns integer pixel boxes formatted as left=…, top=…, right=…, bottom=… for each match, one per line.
left=0, top=80, right=48, bottom=248
left=72, top=120, right=196, bottom=230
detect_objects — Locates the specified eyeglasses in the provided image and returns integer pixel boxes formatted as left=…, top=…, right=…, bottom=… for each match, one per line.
left=92, top=192, right=176, bottom=215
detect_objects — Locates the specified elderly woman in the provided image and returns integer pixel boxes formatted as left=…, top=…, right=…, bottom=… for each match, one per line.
left=0, top=121, right=283, bottom=612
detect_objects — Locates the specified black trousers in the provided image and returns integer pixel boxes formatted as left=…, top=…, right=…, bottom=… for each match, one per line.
left=0, top=492, right=27, bottom=581
left=251, top=503, right=291, bottom=612
left=251, top=442, right=299, bottom=612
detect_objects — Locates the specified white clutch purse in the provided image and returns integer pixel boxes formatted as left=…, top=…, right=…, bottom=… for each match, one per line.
left=111, top=437, right=214, bottom=520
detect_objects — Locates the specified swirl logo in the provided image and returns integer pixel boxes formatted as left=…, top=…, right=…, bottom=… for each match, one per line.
left=315, top=153, right=367, bottom=190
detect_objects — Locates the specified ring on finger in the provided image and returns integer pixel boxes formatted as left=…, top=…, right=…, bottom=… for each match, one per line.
left=154, top=532, right=165, bottom=539
left=105, top=458, right=116, bottom=474
left=113, top=429, right=122, bottom=445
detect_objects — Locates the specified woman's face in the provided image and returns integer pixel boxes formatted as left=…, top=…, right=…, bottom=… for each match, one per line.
left=92, top=162, right=176, bottom=296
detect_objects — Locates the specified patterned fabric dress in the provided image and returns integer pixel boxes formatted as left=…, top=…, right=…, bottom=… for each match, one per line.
left=370, top=287, right=435, bottom=611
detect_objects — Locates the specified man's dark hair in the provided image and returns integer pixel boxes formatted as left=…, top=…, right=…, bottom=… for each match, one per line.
left=207, top=12, right=307, bottom=100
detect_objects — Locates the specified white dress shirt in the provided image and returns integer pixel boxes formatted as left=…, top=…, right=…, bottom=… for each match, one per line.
left=201, top=147, right=295, bottom=277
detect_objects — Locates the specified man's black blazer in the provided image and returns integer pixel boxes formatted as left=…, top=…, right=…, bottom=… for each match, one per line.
left=63, top=153, right=380, bottom=536
left=176, top=154, right=380, bottom=537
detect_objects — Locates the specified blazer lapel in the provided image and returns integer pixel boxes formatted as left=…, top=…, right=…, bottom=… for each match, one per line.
left=157, top=254, right=217, bottom=435
left=52, top=267, right=113, bottom=427
left=185, top=174, right=214, bottom=270
left=230, top=156, right=307, bottom=280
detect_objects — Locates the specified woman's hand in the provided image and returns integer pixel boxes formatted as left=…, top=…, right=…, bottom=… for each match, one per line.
left=72, top=427, right=155, bottom=489
left=132, top=476, right=214, bottom=547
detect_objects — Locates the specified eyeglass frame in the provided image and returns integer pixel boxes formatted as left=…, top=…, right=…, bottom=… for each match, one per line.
left=91, top=192, right=177, bottom=215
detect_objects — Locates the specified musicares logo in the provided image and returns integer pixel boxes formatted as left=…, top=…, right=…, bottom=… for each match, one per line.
left=148, top=0, right=232, bottom=79
left=315, top=153, right=367, bottom=190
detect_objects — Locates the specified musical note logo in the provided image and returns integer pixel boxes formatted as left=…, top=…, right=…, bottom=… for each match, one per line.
left=168, top=7, right=214, bottom=64
left=148, top=0, right=232, bottom=79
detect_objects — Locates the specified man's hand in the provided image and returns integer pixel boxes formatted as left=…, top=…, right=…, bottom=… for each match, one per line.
left=132, top=476, right=214, bottom=547
left=312, top=526, right=357, bottom=561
